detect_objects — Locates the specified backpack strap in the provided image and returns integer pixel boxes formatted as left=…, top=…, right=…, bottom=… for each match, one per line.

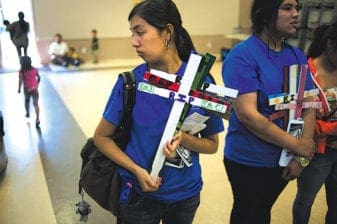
left=120, top=71, right=136, bottom=114
left=119, top=71, right=136, bottom=131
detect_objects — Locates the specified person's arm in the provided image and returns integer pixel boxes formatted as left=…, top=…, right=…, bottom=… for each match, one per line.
left=5, top=21, right=15, bottom=30
left=48, top=43, right=56, bottom=56
left=93, top=118, right=161, bottom=192
left=233, top=91, right=315, bottom=159
left=181, top=132, right=219, bottom=154
left=37, top=71, right=41, bottom=84
left=316, top=120, right=337, bottom=136
left=18, top=71, right=23, bottom=93
left=163, top=131, right=219, bottom=159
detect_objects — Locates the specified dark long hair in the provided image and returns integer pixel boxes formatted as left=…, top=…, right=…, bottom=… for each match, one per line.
left=18, top=11, right=29, bottom=34
left=20, top=56, right=32, bottom=72
left=251, top=0, right=298, bottom=46
left=307, top=22, right=337, bottom=58
left=128, top=0, right=195, bottom=62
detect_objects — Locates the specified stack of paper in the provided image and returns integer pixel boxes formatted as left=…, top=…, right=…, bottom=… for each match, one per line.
left=181, top=112, right=210, bottom=135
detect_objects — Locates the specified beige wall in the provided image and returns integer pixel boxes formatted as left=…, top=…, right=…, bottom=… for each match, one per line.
left=238, top=0, right=253, bottom=31
left=32, top=0, right=244, bottom=64
left=38, top=35, right=238, bottom=64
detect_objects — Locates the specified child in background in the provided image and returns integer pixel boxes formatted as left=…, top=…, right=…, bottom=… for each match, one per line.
left=66, top=47, right=82, bottom=66
left=91, top=29, right=99, bottom=63
left=18, top=56, right=41, bottom=128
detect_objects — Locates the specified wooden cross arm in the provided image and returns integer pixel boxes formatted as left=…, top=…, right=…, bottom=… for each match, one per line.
left=268, top=89, right=319, bottom=106
left=274, top=101, right=322, bottom=110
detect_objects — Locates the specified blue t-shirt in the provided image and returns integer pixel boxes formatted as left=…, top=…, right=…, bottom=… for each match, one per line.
left=103, top=62, right=224, bottom=202
left=222, top=34, right=314, bottom=167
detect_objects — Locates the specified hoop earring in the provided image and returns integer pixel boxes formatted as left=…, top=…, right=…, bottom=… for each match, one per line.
left=165, top=40, right=170, bottom=48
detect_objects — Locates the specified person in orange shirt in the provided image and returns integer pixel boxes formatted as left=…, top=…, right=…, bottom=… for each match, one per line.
left=293, top=22, right=337, bottom=224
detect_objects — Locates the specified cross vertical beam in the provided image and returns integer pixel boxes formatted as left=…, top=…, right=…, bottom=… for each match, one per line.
left=279, top=64, right=308, bottom=166
left=150, top=52, right=215, bottom=181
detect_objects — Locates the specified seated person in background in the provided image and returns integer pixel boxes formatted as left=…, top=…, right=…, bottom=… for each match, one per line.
left=65, top=47, right=84, bottom=66
left=48, top=33, right=69, bottom=66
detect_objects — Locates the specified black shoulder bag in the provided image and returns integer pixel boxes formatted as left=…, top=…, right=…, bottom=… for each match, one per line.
left=78, top=71, right=135, bottom=217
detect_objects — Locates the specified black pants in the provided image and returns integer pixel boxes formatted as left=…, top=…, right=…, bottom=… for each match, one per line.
left=16, top=45, right=27, bottom=57
left=224, top=157, right=288, bottom=224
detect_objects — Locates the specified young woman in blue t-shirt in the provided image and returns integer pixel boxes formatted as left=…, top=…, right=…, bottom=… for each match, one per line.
left=222, top=0, right=316, bottom=223
left=93, top=1, right=224, bottom=223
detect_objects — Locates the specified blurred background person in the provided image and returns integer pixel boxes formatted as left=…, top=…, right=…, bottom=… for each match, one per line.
left=3, top=11, right=30, bottom=57
left=91, top=29, right=99, bottom=63
left=48, top=33, right=69, bottom=67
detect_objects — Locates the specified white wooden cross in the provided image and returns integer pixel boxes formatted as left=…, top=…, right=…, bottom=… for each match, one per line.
left=138, top=52, right=238, bottom=181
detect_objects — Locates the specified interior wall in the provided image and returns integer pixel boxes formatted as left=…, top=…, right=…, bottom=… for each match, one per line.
left=37, top=35, right=238, bottom=64
left=32, top=0, right=132, bottom=40
left=238, top=0, right=253, bottom=31
left=31, top=0, right=241, bottom=64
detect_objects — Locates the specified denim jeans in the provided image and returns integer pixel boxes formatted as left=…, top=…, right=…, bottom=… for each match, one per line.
left=224, top=157, right=288, bottom=224
left=293, top=147, right=337, bottom=224
left=119, top=191, right=200, bottom=224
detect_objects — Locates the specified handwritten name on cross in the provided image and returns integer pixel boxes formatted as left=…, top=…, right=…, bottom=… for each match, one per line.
left=138, top=52, right=238, bottom=181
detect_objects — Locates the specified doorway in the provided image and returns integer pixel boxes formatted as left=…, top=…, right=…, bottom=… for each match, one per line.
left=0, top=0, right=40, bottom=70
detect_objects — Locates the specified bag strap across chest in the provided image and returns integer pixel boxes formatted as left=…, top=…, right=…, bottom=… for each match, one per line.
left=119, top=71, right=136, bottom=134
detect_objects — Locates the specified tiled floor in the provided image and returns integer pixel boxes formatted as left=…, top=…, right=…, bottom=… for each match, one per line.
left=0, top=60, right=327, bottom=224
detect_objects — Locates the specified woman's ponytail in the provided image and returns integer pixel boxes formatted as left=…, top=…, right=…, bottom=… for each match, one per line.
left=174, top=26, right=195, bottom=62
